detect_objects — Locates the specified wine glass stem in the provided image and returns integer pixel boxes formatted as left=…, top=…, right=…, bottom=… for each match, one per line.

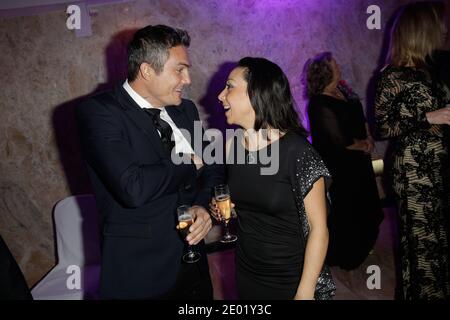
left=224, top=221, right=230, bottom=237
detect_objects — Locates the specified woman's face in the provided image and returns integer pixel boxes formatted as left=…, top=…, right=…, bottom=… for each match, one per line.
left=218, top=67, right=256, bottom=129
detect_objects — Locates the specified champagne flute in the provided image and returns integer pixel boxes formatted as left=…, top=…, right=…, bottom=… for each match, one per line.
left=214, top=184, right=237, bottom=243
left=177, top=205, right=201, bottom=263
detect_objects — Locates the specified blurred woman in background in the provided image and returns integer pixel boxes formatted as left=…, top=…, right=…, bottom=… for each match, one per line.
left=304, top=52, right=384, bottom=271
left=375, top=1, right=450, bottom=299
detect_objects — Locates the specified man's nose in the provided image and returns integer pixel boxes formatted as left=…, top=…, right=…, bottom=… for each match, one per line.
left=183, top=71, right=191, bottom=85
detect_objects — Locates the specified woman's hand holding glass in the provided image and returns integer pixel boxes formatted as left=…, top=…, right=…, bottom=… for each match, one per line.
left=211, top=184, right=238, bottom=243
left=210, top=198, right=236, bottom=222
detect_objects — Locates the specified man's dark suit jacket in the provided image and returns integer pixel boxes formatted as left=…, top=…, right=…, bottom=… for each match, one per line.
left=76, top=83, right=223, bottom=299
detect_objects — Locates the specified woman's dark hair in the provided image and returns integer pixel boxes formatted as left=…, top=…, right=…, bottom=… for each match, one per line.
left=238, top=57, right=307, bottom=136
left=302, top=51, right=334, bottom=98
left=127, top=24, right=190, bottom=81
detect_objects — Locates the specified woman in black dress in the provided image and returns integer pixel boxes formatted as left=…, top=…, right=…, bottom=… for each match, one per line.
left=212, top=57, right=335, bottom=300
left=304, top=52, right=384, bottom=270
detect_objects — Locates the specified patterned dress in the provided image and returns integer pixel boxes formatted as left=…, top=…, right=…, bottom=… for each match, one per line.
left=375, top=65, right=450, bottom=299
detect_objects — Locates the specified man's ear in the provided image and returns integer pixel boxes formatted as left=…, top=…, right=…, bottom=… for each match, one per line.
left=139, top=62, right=155, bottom=80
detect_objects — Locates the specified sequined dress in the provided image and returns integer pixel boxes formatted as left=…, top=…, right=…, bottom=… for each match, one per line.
left=227, top=131, right=332, bottom=299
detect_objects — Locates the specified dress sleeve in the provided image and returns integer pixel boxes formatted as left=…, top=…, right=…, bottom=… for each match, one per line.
left=289, top=138, right=332, bottom=238
left=288, top=137, right=337, bottom=300
left=374, top=69, right=431, bottom=139
left=289, top=139, right=332, bottom=201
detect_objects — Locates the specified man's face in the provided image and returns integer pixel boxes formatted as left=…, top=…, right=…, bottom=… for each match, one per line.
left=146, top=45, right=191, bottom=107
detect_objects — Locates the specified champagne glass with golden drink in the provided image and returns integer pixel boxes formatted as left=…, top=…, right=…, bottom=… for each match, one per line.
left=177, top=205, right=201, bottom=263
left=214, top=184, right=237, bottom=243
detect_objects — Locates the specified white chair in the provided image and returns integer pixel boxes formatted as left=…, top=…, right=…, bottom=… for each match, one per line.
left=31, top=194, right=101, bottom=300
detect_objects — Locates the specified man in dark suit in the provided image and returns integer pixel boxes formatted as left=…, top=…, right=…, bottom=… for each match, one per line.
left=76, top=25, right=223, bottom=299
